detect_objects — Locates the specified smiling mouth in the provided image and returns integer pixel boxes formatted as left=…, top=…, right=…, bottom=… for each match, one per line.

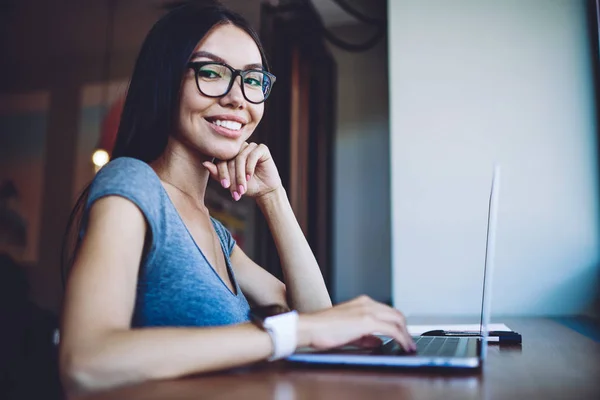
left=204, top=117, right=245, bottom=132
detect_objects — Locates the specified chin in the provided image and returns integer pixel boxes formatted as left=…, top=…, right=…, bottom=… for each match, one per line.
left=208, top=142, right=246, bottom=161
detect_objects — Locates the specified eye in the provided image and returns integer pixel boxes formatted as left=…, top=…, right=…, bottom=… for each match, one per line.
left=197, top=64, right=228, bottom=80
left=244, top=77, right=262, bottom=87
left=199, top=70, right=221, bottom=79
left=244, top=71, right=265, bottom=88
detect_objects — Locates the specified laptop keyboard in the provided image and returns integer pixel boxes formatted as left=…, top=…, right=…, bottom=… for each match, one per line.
left=377, top=336, right=461, bottom=357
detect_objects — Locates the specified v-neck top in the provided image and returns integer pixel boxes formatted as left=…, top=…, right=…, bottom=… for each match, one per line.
left=82, top=157, right=252, bottom=328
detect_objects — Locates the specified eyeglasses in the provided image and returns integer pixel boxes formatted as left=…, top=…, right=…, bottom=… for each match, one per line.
left=187, top=61, right=276, bottom=104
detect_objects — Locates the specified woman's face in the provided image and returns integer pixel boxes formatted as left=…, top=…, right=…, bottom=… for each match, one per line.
left=175, top=23, right=265, bottom=161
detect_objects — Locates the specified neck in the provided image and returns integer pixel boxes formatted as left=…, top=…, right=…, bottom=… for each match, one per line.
left=150, top=139, right=212, bottom=208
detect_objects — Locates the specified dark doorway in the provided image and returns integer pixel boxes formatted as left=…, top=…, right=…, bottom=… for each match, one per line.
left=255, top=1, right=336, bottom=296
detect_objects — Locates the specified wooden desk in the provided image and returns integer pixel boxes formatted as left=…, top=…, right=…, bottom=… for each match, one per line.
left=72, top=318, right=600, bottom=400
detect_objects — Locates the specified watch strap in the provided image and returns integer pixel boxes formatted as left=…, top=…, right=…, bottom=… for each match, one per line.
left=263, top=310, right=299, bottom=361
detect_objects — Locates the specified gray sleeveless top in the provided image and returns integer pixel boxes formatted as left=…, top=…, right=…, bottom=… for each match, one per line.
left=82, top=157, right=251, bottom=328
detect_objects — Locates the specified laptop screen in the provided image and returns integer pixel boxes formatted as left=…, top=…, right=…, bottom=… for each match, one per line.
left=478, top=165, right=501, bottom=358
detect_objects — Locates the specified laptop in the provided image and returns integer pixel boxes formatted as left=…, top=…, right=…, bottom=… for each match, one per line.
left=287, top=165, right=501, bottom=369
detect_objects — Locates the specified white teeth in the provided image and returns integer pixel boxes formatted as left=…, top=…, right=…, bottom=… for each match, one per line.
left=213, top=120, right=242, bottom=131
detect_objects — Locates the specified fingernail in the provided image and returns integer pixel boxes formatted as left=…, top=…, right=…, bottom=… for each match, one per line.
left=221, top=179, right=229, bottom=188
left=238, top=185, right=245, bottom=195
left=246, top=174, right=251, bottom=181
left=232, top=191, right=240, bottom=201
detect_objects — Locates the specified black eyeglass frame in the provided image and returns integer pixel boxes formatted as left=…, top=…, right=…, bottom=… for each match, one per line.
left=187, top=61, right=277, bottom=104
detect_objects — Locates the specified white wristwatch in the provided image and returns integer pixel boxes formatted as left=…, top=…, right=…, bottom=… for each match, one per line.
left=250, top=305, right=299, bottom=361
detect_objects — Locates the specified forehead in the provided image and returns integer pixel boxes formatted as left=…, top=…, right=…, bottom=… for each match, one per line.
left=194, top=23, right=262, bottom=68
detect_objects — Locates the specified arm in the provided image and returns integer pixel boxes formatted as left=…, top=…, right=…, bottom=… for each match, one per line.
left=228, top=188, right=331, bottom=312
left=204, top=143, right=331, bottom=313
left=229, top=245, right=288, bottom=307
left=60, top=196, right=279, bottom=392
left=255, top=186, right=331, bottom=312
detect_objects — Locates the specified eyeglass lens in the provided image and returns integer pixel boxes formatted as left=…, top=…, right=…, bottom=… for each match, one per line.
left=196, top=63, right=272, bottom=103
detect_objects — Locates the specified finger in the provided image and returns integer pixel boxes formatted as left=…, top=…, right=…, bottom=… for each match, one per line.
left=246, top=143, right=269, bottom=179
left=397, top=319, right=415, bottom=351
left=379, top=308, right=415, bottom=351
left=217, top=161, right=231, bottom=189
left=349, top=296, right=410, bottom=350
left=202, top=161, right=219, bottom=181
left=387, top=308, right=415, bottom=351
left=368, top=302, right=415, bottom=351
left=394, top=323, right=415, bottom=352
left=355, top=315, right=407, bottom=350
left=235, top=143, right=256, bottom=194
left=227, top=160, right=240, bottom=201
left=372, top=319, right=413, bottom=352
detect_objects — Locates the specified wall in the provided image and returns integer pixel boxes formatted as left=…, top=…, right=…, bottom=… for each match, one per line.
left=328, top=25, right=392, bottom=304
left=388, top=0, right=599, bottom=316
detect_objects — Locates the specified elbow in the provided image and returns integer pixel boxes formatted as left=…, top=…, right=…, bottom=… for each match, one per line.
left=60, top=348, right=155, bottom=393
left=60, top=351, right=125, bottom=393
left=60, top=352, right=100, bottom=393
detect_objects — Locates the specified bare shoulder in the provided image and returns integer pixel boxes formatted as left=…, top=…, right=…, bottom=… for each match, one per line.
left=87, top=194, right=148, bottom=231
left=76, top=194, right=148, bottom=277
left=61, top=195, right=148, bottom=343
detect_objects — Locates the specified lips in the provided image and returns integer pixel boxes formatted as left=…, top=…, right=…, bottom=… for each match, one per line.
left=204, top=116, right=246, bottom=139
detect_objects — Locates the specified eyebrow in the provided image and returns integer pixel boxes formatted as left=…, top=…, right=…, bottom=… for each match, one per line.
left=190, top=51, right=264, bottom=70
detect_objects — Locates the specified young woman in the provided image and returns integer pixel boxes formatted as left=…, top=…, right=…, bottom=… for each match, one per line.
left=59, top=2, right=415, bottom=392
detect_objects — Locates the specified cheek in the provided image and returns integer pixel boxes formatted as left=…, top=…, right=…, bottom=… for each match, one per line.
left=251, top=104, right=264, bottom=125
left=179, top=81, right=213, bottom=120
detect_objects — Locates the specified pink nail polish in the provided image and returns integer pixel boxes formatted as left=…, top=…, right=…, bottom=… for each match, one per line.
left=246, top=174, right=251, bottom=181
left=221, top=179, right=229, bottom=188
left=232, top=191, right=240, bottom=201
left=238, top=185, right=245, bottom=195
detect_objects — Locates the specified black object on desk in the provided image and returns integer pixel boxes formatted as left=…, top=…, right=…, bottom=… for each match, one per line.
left=421, top=329, right=522, bottom=344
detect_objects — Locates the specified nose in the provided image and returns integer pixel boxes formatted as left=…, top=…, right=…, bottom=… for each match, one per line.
left=220, top=75, right=245, bottom=109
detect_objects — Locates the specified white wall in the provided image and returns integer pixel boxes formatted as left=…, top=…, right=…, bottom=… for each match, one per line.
left=329, top=26, right=392, bottom=304
left=389, top=0, right=599, bottom=316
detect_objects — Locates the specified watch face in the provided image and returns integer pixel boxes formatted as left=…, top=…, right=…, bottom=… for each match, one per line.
left=249, top=304, right=290, bottom=323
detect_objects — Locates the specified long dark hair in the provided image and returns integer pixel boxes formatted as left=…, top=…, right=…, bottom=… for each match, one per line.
left=61, top=1, right=270, bottom=287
